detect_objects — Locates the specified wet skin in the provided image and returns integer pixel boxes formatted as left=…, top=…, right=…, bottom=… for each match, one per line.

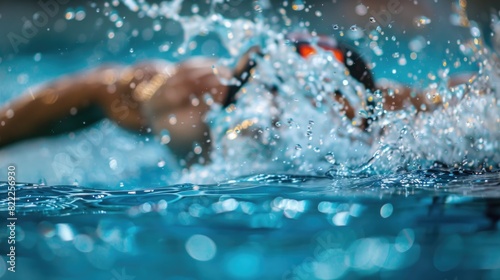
left=0, top=48, right=472, bottom=164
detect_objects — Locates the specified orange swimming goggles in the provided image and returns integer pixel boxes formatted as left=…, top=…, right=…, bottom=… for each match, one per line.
left=295, top=42, right=345, bottom=62
left=289, top=33, right=345, bottom=62
left=288, top=32, right=376, bottom=93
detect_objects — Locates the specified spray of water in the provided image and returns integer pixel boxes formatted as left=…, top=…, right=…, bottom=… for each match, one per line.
left=113, top=0, right=499, bottom=182
left=368, top=1, right=500, bottom=175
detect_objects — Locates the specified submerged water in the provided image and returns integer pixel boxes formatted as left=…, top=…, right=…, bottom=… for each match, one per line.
left=1, top=0, right=500, bottom=279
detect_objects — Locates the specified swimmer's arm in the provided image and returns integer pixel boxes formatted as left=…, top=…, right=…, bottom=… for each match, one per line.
left=0, top=65, right=145, bottom=148
left=377, top=74, right=474, bottom=112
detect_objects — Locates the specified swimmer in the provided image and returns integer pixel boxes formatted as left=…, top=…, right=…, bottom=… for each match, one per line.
left=0, top=33, right=471, bottom=164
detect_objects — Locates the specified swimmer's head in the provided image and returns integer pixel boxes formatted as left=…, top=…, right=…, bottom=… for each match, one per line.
left=288, top=32, right=344, bottom=62
left=287, top=32, right=375, bottom=91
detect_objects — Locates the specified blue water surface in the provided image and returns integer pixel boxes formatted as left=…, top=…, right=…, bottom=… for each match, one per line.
left=0, top=171, right=500, bottom=279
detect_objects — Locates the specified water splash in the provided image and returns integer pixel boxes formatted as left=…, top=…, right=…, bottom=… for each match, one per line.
left=3, top=0, right=496, bottom=185
left=109, top=0, right=500, bottom=182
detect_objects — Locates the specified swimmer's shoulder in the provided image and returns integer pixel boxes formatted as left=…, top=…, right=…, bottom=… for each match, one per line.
left=176, top=57, right=221, bottom=72
left=128, top=57, right=223, bottom=81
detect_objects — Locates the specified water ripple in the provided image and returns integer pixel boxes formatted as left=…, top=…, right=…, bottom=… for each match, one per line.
left=1, top=170, right=498, bottom=216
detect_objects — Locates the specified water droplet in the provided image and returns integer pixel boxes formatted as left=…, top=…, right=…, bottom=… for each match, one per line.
left=190, top=95, right=200, bottom=106
left=292, top=0, right=304, bottom=11
left=153, top=20, right=162, bottom=31
left=160, top=130, right=171, bottom=145
left=400, top=126, right=408, bottom=135
left=17, top=73, right=29, bottom=85
left=121, top=0, right=139, bottom=12
left=75, top=8, right=86, bottom=21
left=325, top=153, right=336, bottom=164
left=159, top=43, right=170, bottom=52
left=65, top=8, right=75, bottom=20
left=355, top=4, right=368, bottom=16
left=5, top=109, right=14, bottom=119
left=369, top=17, right=376, bottom=23
left=191, top=4, right=199, bottom=14
left=470, top=26, right=481, bottom=38
left=109, top=158, right=118, bottom=170
left=194, top=144, right=203, bottom=155
left=109, top=11, right=119, bottom=22
left=409, top=36, right=426, bottom=52
left=415, top=16, right=431, bottom=26
left=398, top=55, right=407, bottom=66
left=332, top=24, right=339, bottom=30
left=295, top=144, right=302, bottom=151
left=169, top=114, right=177, bottom=125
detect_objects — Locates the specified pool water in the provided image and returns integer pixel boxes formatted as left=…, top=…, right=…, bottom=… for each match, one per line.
left=1, top=0, right=500, bottom=279
left=1, top=171, right=500, bottom=279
